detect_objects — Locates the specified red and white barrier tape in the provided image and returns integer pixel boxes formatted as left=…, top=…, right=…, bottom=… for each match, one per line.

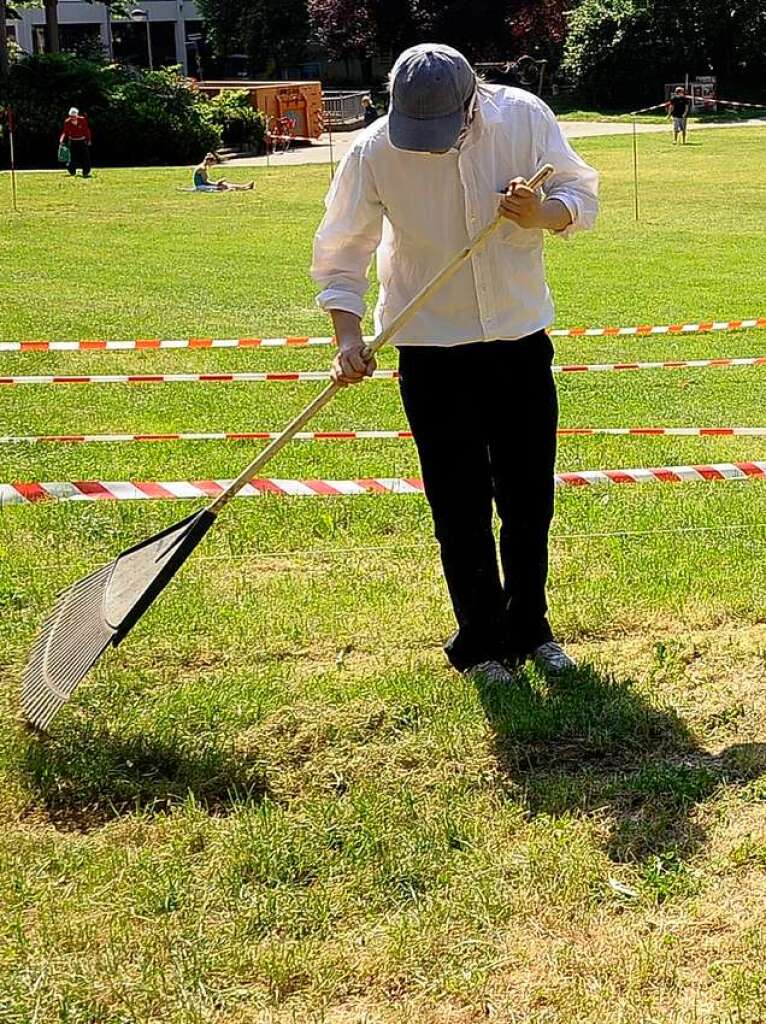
left=632, top=101, right=674, bottom=114
left=1, top=319, right=763, bottom=353
left=556, top=356, right=766, bottom=374
left=3, top=355, right=766, bottom=385
left=0, top=336, right=335, bottom=353
left=0, top=337, right=337, bottom=354
left=0, top=370, right=350, bottom=385
left=677, top=95, right=766, bottom=111
left=632, top=97, right=766, bottom=115
left=3, top=462, right=766, bottom=506
left=550, top=318, right=766, bottom=337
left=3, top=427, right=766, bottom=446
left=0, top=430, right=415, bottom=445
left=558, top=426, right=766, bottom=437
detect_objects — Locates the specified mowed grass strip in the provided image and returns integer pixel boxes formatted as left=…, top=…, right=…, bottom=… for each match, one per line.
left=0, top=128, right=765, bottom=1022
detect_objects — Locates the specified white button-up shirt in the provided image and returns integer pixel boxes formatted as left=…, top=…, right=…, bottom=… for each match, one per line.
left=311, top=85, right=598, bottom=346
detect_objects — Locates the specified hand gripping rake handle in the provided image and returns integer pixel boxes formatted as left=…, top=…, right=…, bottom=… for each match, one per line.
left=208, top=163, right=554, bottom=515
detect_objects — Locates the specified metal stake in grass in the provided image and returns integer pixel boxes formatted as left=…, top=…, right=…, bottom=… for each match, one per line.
left=20, top=165, right=554, bottom=730
left=6, top=106, right=19, bottom=214
left=632, top=116, right=639, bottom=221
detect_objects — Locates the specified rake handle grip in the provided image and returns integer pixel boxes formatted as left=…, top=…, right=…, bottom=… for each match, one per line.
left=208, top=163, right=554, bottom=515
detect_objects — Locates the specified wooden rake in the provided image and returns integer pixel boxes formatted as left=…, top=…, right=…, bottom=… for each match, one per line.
left=21, top=165, right=554, bottom=730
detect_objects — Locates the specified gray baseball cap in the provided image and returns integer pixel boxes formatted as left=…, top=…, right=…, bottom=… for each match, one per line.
left=388, top=44, right=476, bottom=153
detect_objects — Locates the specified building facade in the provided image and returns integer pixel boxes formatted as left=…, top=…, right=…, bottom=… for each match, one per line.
left=9, top=0, right=203, bottom=76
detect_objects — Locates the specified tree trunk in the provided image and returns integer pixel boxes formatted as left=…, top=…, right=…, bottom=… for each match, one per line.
left=0, top=0, right=9, bottom=79
left=44, top=0, right=60, bottom=53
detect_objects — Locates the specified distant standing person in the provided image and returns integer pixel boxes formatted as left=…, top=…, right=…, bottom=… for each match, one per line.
left=667, top=87, right=690, bottom=144
left=60, top=108, right=92, bottom=177
left=361, top=96, right=379, bottom=127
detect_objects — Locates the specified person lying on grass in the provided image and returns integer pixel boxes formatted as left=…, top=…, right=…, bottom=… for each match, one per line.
left=192, top=153, right=254, bottom=192
left=312, top=43, right=599, bottom=686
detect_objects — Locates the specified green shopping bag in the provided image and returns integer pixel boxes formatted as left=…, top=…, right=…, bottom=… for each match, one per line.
left=58, top=143, right=70, bottom=164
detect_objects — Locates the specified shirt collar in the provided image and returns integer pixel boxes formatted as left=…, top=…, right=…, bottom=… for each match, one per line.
left=457, top=88, right=503, bottom=152
left=476, top=88, right=504, bottom=126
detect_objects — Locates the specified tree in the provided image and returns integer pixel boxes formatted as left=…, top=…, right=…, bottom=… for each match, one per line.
left=0, top=0, right=57, bottom=62
left=43, top=0, right=58, bottom=52
left=308, top=0, right=424, bottom=84
left=309, top=0, right=376, bottom=64
left=561, top=0, right=705, bottom=108
left=308, top=0, right=568, bottom=73
left=1, top=2, right=9, bottom=78
left=693, top=0, right=766, bottom=83
left=562, top=0, right=766, bottom=108
left=407, top=0, right=515, bottom=59
left=371, top=0, right=418, bottom=57
left=197, top=0, right=309, bottom=73
left=511, top=0, right=568, bottom=66
left=194, top=0, right=246, bottom=59
left=241, top=0, right=309, bottom=71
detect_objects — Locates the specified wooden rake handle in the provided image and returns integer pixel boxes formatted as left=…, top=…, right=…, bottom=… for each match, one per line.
left=208, top=163, right=555, bottom=515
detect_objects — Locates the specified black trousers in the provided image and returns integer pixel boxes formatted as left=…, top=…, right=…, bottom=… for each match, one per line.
left=67, top=140, right=91, bottom=177
left=397, top=331, right=558, bottom=671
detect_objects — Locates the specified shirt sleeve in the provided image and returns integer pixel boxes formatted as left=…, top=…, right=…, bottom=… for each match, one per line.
left=535, top=103, right=599, bottom=239
left=311, top=142, right=384, bottom=318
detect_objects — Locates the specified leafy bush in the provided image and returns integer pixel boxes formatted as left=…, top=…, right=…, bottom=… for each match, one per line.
left=95, top=68, right=221, bottom=165
left=205, top=90, right=266, bottom=151
left=0, top=54, right=221, bottom=168
left=560, top=0, right=766, bottom=110
left=561, top=0, right=697, bottom=109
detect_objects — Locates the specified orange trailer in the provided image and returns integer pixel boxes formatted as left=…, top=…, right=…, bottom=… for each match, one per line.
left=195, top=81, right=324, bottom=140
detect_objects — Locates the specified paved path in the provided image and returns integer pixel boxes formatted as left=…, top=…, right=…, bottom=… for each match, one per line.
left=224, top=117, right=765, bottom=169
left=564, top=117, right=765, bottom=137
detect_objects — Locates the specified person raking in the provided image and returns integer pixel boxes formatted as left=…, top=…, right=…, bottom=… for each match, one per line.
left=312, top=43, right=599, bottom=686
left=60, top=107, right=92, bottom=178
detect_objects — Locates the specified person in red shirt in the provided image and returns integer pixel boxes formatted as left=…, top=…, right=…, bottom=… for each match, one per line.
left=60, top=107, right=92, bottom=178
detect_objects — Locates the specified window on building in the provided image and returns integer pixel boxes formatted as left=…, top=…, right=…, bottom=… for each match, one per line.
left=59, top=24, right=105, bottom=60
left=112, top=19, right=178, bottom=69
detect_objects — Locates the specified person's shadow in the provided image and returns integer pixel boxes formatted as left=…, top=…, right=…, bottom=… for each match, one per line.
left=18, top=717, right=269, bottom=831
left=18, top=661, right=765, bottom=850
left=474, top=660, right=766, bottom=864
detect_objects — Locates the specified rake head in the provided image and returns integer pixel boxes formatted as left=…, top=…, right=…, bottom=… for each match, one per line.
left=21, top=509, right=216, bottom=731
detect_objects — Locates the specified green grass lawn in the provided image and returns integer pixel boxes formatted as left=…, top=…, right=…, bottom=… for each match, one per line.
left=1, top=128, right=766, bottom=1023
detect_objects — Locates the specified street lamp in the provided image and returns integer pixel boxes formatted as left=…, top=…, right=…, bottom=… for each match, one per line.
left=130, top=8, right=153, bottom=71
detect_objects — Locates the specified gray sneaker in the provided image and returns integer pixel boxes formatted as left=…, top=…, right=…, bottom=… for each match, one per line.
left=532, top=641, right=577, bottom=675
left=465, top=660, right=518, bottom=685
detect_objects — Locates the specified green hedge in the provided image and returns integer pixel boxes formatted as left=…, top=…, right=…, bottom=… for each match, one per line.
left=0, top=54, right=221, bottom=168
left=561, top=0, right=691, bottom=109
left=205, top=90, right=266, bottom=151
left=561, top=0, right=766, bottom=110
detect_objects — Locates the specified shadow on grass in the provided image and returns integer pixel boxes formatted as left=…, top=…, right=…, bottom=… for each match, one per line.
left=474, top=662, right=766, bottom=865
left=19, top=720, right=269, bottom=831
